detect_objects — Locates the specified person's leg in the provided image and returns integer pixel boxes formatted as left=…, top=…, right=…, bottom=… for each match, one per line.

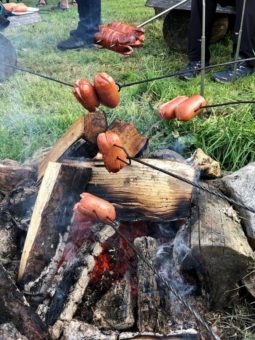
left=180, top=0, right=217, bottom=80
left=75, top=0, right=101, bottom=43
left=188, top=0, right=217, bottom=62
left=212, top=0, right=255, bottom=82
left=233, top=0, right=255, bottom=67
left=57, top=0, right=101, bottom=50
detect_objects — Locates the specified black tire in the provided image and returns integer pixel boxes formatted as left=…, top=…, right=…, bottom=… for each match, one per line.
left=163, top=10, right=229, bottom=53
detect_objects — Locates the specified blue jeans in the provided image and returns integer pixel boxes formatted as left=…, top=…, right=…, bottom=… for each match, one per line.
left=75, top=0, right=101, bottom=44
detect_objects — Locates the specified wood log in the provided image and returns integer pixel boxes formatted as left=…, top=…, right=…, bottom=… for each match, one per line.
left=38, top=115, right=86, bottom=181
left=93, top=273, right=135, bottom=330
left=64, top=159, right=196, bottom=221
left=134, top=236, right=162, bottom=333
left=119, top=330, right=198, bottom=339
left=61, top=320, right=118, bottom=340
left=19, top=162, right=91, bottom=282
left=50, top=224, right=116, bottom=339
left=190, top=182, right=255, bottom=308
left=0, top=264, right=49, bottom=340
left=0, top=160, right=36, bottom=192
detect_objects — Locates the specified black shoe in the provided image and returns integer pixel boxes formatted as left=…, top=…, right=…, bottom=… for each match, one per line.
left=57, top=35, right=94, bottom=50
left=212, top=61, right=254, bottom=83
left=179, top=60, right=209, bottom=81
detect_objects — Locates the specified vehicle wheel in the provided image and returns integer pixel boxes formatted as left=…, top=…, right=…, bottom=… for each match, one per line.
left=163, top=10, right=229, bottom=52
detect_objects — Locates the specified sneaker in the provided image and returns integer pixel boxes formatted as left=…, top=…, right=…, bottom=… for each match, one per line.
left=212, top=61, right=255, bottom=83
left=179, top=60, right=209, bottom=81
left=57, top=35, right=94, bottom=50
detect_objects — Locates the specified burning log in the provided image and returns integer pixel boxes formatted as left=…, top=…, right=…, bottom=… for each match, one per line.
left=49, top=223, right=116, bottom=339
left=190, top=182, right=255, bottom=308
left=64, top=159, right=196, bottom=221
left=93, top=272, right=135, bottom=330
left=134, top=236, right=162, bottom=333
left=18, top=162, right=91, bottom=282
left=0, top=160, right=36, bottom=193
left=61, top=320, right=118, bottom=340
left=0, top=264, right=49, bottom=340
left=0, top=323, right=27, bottom=340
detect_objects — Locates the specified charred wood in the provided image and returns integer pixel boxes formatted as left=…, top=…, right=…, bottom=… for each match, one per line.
left=0, top=160, right=36, bottom=193
left=64, top=159, right=196, bottom=221
left=93, top=272, right=135, bottom=330
left=19, top=162, right=91, bottom=283
left=134, top=236, right=162, bottom=333
left=0, top=264, right=49, bottom=340
left=60, top=320, right=118, bottom=340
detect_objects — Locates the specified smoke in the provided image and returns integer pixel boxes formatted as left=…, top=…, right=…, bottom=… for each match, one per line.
left=155, top=224, right=200, bottom=327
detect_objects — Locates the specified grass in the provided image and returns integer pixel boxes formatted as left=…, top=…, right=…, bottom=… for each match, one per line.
left=0, top=0, right=255, bottom=171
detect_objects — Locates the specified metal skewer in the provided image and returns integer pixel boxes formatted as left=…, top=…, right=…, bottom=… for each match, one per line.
left=200, top=0, right=206, bottom=96
left=138, top=0, right=189, bottom=27
left=232, top=0, right=247, bottom=80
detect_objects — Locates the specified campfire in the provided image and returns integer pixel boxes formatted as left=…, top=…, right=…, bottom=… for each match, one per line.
left=1, top=103, right=255, bottom=340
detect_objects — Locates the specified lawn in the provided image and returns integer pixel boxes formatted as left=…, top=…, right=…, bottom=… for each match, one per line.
left=0, top=0, right=255, bottom=171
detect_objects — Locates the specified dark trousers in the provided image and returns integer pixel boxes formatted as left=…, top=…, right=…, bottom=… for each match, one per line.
left=188, top=0, right=255, bottom=67
left=75, top=0, right=101, bottom=43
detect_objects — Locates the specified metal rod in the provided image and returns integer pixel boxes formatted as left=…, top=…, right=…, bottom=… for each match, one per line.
left=138, top=0, right=189, bottom=27
left=117, top=56, right=255, bottom=90
left=108, top=221, right=220, bottom=340
left=200, top=0, right=206, bottom=96
left=0, top=62, right=73, bottom=87
left=233, top=0, right=247, bottom=80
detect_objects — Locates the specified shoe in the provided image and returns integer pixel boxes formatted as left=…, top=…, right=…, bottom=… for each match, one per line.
left=51, top=2, right=68, bottom=10
left=179, top=60, right=209, bottom=81
left=212, top=61, right=254, bottom=83
left=57, top=36, right=94, bottom=50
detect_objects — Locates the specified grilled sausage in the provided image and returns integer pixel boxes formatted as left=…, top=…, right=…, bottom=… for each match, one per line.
left=75, top=193, right=116, bottom=223
left=158, top=96, right=188, bottom=120
left=97, top=131, right=127, bottom=173
left=73, top=79, right=100, bottom=112
left=94, top=72, right=120, bottom=108
left=175, top=95, right=207, bottom=121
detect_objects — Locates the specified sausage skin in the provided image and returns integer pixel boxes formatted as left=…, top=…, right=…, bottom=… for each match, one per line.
left=73, top=79, right=100, bottom=112
left=158, top=96, right=188, bottom=120
left=97, top=131, right=127, bottom=173
left=175, top=95, right=207, bottom=121
left=94, top=72, right=120, bottom=108
left=75, top=193, right=116, bottom=224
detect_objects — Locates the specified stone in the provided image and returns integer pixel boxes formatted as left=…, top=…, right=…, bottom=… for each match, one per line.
left=221, top=162, right=255, bottom=248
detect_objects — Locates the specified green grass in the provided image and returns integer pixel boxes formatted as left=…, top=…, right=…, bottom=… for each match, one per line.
left=0, top=0, right=255, bottom=171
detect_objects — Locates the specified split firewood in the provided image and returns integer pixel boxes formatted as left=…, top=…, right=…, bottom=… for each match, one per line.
left=83, top=111, right=107, bottom=144
left=134, top=236, right=162, bottom=333
left=0, top=264, right=49, bottom=340
left=190, top=181, right=255, bottom=308
left=61, top=320, right=118, bottom=340
left=0, top=323, right=28, bottom=340
left=18, top=162, right=91, bottom=283
left=49, top=223, right=116, bottom=339
left=108, top=119, right=148, bottom=157
left=221, top=162, right=255, bottom=249
left=64, top=158, right=196, bottom=221
left=93, top=272, right=135, bottom=330
left=0, top=159, right=36, bottom=193
left=118, top=330, right=199, bottom=340
left=38, top=115, right=86, bottom=181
